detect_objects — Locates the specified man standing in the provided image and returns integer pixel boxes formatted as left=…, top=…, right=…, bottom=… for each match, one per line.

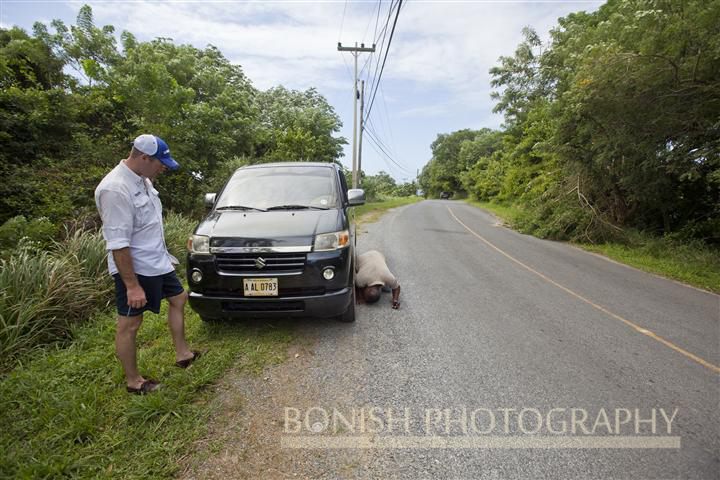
left=355, top=250, right=401, bottom=309
left=95, top=134, right=204, bottom=395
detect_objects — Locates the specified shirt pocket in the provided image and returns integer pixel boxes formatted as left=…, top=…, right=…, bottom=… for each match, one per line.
left=149, top=187, right=163, bottom=215
left=133, top=194, right=157, bottom=228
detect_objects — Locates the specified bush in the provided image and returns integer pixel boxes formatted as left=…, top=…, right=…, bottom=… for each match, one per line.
left=0, top=251, right=99, bottom=367
left=0, top=212, right=198, bottom=367
left=163, top=211, right=197, bottom=279
left=0, top=216, right=58, bottom=255
left=58, top=228, right=109, bottom=279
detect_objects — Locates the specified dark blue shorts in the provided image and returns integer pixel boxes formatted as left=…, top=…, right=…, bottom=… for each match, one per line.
left=113, top=271, right=184, bottom=317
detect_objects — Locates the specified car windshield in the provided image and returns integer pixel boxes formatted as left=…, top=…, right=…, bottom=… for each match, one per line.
left=215, top=166, right=338, bottom=211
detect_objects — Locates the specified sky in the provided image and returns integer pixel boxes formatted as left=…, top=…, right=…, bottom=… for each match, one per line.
left=1, top=0, right=603, bottom=182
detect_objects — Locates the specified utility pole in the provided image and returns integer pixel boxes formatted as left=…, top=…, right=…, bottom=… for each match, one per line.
left=357, top=80, right=365, bottom=185
left=338, top=42, right=375, bottom=188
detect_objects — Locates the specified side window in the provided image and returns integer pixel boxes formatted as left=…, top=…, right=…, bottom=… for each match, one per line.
left=338, top=169, right=349, bottom=204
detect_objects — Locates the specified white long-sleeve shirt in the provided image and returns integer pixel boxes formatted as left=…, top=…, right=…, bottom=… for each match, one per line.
left=94, top=160, right=178, bottom=276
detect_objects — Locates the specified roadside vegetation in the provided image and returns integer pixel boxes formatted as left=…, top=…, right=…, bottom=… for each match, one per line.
left=0, top=213, right=195, bottom=369
left=0, top=198, right=404, bottom=478
left=0, top=4, right=419, bottom=364
left=420, top=1, right=718, bottom=289
left=0, top=7, right=416, bottom=476
left=469, top=200, right=720, bottom=293
left=355, top=196, right=423, bottom=225
left=0, top=304, right=292, bottom=479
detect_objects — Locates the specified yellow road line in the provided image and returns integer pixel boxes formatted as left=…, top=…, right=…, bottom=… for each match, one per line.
left=447, top=206, right=720, bottom=375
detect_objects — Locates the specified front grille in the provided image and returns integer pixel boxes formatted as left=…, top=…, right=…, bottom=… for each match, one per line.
left=221, top=300, right=305, bottom=312
left=215, top=252, right=306, bottom=274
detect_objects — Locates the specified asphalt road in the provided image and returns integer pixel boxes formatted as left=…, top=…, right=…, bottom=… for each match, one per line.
left=192, top=200, right=720, bottom=479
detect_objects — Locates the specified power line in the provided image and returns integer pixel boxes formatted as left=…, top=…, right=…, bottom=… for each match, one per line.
left=364, top=0, right=403, bottom=124
left=362, top=0, right=381, bottom=44
left=364, top=132, right=403, bottom=177
left=379, top=82, right=400, bottom=159
left=366, top=116, right=394, bottom=159
left=338, top=0, right=348, bottom=42
left=338, top=42, right=376, bottom=189
left=372, top=0, right=383, bottom=43
left=364, top=126, right=412, bottom=174
left=365, top=131, right=411, bottom=178
left=364, top=0, right=396, bottom=109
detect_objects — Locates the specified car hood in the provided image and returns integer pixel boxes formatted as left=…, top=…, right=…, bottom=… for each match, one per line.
left=195, top=208, right=345, bottom=248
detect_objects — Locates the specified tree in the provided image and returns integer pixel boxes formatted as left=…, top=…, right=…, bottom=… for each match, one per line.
left=254, top=86, right=347, bottom=164
left=480, top=0, right=720, bottom=241
left=0, top=4, right=346, bottom=225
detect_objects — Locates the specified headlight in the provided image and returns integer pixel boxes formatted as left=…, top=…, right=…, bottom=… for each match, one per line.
left=313, top=230, right=350, bottom=251
left=189, top=235, right=210, bottom=253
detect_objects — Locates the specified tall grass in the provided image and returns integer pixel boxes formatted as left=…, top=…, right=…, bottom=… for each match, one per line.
left=163, top=212, right=197, bottom=279
left=0, top=212, right=198, bottom=369
left=0, top=251, right=99, bottom=365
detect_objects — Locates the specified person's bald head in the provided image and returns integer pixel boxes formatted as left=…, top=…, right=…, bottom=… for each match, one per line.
left=363, top=285, right=382, bottom=304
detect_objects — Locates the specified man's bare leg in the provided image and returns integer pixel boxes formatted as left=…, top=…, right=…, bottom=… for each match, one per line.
left=167, top=291, right=193, bottom=362
left=116, top=314, right=145, bottom=388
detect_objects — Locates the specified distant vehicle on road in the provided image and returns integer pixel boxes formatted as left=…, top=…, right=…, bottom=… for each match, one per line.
left=186, top=162, right=365, bottom=323
left=440, top=191, right=452, bottom=199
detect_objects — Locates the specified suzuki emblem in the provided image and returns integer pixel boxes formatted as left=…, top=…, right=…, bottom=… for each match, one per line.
left=255, top=257, right=266, bottom=269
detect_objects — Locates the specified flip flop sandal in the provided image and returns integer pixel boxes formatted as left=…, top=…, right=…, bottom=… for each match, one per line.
left=126, top=379, right=161, bottom=395
left=175, top=349, right=208, bottom=369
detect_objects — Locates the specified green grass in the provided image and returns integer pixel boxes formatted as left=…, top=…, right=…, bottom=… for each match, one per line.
left=467, top=200, right=720, bottom=293
left=0, top=302, right=292, bottom=479
left=578, top=238, right=720, bottom=293
left=465, top=200, right=522, bottom=225
left=0, top=214, right=198, bottom=370
left=0, top=199, right=431, bottom=478
left=353, top=196, right=423, bottom=225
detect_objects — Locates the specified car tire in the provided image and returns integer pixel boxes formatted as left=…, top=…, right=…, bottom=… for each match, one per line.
left=337, top=288, right=356, bottom=323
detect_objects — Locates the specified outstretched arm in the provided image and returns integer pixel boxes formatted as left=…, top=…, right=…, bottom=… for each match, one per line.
left=391, top=285, right=401, bottom=309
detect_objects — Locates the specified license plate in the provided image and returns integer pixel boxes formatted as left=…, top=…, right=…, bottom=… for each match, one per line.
left=243, top=278, right=278, bottom=296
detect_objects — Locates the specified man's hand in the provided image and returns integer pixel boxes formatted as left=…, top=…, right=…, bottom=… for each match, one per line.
left=112, top=248, right=146, bottom=311
left=126, top=284, right=147, bottom=309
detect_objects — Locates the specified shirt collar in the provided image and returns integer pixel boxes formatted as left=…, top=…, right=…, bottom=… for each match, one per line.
left=118, top=160, right=145, bottom=186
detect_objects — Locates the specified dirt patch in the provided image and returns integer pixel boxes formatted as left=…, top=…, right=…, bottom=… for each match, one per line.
left=177, top=324, right=374, bottom=479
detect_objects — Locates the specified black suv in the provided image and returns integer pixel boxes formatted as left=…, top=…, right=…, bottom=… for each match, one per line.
left=186, top=162, right=365, bottom=322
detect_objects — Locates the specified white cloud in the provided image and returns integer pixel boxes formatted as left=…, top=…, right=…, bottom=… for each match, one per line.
left=77, top=0, right=602, bottom=95
left=36, top=0, right=602, bottom=179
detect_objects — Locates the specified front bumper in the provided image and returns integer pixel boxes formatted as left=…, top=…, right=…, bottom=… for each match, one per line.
left=188, top=287, right=352, bottom=319
left=186, top=248, right=353, bottom=319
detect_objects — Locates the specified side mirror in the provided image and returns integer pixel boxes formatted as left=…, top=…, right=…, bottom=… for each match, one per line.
left=347, top=189, right=365, bottom=206
left=204, top=193, right=216, bottom=208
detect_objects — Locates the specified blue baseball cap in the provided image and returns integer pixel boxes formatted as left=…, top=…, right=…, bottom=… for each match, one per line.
left=132, top=134, right=179, bottom=170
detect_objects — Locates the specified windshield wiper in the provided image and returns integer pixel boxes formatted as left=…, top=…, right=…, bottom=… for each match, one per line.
left=216, top=205, right=266, bottom=212
left=266, top=204, right=329, bottom=211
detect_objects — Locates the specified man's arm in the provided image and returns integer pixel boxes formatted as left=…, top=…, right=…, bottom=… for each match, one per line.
left=112, top=248, right=146, bottom=310
left=97, top=188, right=146, bottom=311
left=391, top=285, right=401, bottom=310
